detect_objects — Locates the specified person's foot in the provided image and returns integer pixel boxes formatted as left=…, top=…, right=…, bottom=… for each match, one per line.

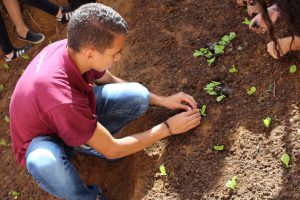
left=5, top=45, right=32, bottom=62
left=18, top=30, right=45, bottom=44
left=57, top=6, right=74, bottom=24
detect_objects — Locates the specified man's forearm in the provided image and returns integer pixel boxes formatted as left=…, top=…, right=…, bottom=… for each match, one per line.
left=149, top=92, right=165, bottom=107
left=107, top=123, right=170, bottom=158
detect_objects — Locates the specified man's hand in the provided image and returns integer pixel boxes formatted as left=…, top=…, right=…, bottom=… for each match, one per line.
left=166, top=109, right=201, bottom=135
left=159, top=92, right=198, bottom=111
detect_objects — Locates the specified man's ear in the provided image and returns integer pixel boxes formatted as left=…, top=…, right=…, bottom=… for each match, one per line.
left=82, top=48, right=94, bottom=60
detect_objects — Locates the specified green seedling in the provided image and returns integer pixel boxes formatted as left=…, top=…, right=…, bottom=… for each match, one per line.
left=0, top=84, right=3, bottom=93
left=207, top=57, right=216, bottom=66
left=0, top=139, right=8, bottom=146
left=204, top=81, right=227, bottom=102
left=281, top=153, right=290, bottom=168
left=3, top=63, right=9, bottom=70
left=214, top=44, right=225, bottom=54
left=204, top=81, right=221, bottom=95
left=194, top=32, right=236, bottom=66
left=159, top=164, right=167, bottom=176
left=263, top=117, right=271, bottom=128
left=193, top=48, right=208, bottom=57
left=11, top=191, right=20, bottom=199
left=229, top=65, right=238, bottom=73
left=289, top=64, right=297, bottom=73
left=247, top=86, right=256, bottom=95
left=216, top=94, right=226, bottom=102
left=213, top=145, right=224, bottom=151
left=221, top=32, right=236, bottom=45
left=200, top=105, right=206, bottom=116
left=242, top=17, right=252, bottom=25
left=21, top=54, right=30, bottom=60
left=226, top=176, right=237, bottom=191
left=5, top=115, right=10, bottom=123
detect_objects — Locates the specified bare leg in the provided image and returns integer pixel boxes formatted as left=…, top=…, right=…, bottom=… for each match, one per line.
left=267, top=36, right=300, bottom=59
left=3, top=0, right=28, bottom=38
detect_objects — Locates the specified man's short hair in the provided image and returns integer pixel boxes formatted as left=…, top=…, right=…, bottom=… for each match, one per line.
left=67, top=3, right=128, bottom=52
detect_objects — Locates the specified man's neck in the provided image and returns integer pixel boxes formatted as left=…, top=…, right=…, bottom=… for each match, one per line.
left=67, top=47, right=89, bottom=75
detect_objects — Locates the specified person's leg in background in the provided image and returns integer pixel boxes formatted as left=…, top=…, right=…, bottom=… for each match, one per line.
left=68, top=0, right=97, bottom=10
left=26, top=136, right=106, bottom=200
left=0, top=14, right=31, bottom=62
left=3, top=0, right=45, bottom=44
left=22, top=0, right=73, bottom=23
left=76, top=82, right=150, bottom=159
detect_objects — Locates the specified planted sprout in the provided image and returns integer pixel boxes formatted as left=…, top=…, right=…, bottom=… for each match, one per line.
left=289, top=64, right=297, bottom=73
left=213, top=145, right=224, bottom=151
left=207, top=57, right=216, bottom=66
left=204, top=81, right=229, bottom=102
left=263, top=117, right=271, bottom=128
left=281, top=153, right=290, bottom=168
left=159, top=164, right=167, bottom=176
left=5, top=115, right=10, bottom=123
left=0, top=139, right=8, bottom=146
left=0, top=84, right=3, bottom=93
left=194, top=32, right=236, bottom=66
left=216, top=95, right=226, bottom=102
left=3, top=63, right=9, bottom=70
left=21, top=54, right=30, bottom=60
left=11, top=191, right=20, bottom=199
left=200, top=105, right=207, bottom=117
left=247, top=86, right=256, bottom=95
left=226, top=176, right=237, bottom=191
left=242, top=17, right=252, bottom=25
left=229, top=65, right=238, bottom=73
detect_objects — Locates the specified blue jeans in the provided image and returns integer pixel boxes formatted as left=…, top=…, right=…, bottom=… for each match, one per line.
left=26, top=83, right=150, bottom=200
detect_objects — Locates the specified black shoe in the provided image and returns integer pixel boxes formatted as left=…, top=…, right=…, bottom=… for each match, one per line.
left=18, top=30, right=45, bottom=44
left=57, top=6, right=74, bottom=24
left=96, top=192, right=106, bottom=200
left=5, top=45, right=32, bottom=62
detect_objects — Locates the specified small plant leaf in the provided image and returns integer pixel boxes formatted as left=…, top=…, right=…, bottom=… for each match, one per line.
left=214, top=44, right=225, bottom=54
left=0, top=139, right=8, bottom=146
left=21, top=54, right=30, bottom=60
left=216, top=95, right=226, bottom=102
left=289, top=64, right=297, bottom=73
left=0, top=84, right=3, bottom=93
left=193, top=50, right=202, bottom=57
left=226, top=176, right=237, bottom=191
left=11, top=191, right=20, bottom=199
left=247, top=86, right=256, bottom=95
left=242, top=17, right=252, bottom=25
left=5, top=115, right=10, bottom=123
left=3, top=63, right=9, bottom=70
left=229, top=32, right=237, bottom=41
left=229, top=65, right=238, bottom=73
left=200, top=105, right=206, bottom=116
left=213, top=145, right=224, bottom=151
left=281, top=153, right=290, bottom=168
left=263, top=117, right=271, bottom=128
left=207, top=57, right=216, bottom=66
left=159, top=164, right=167, bottom=176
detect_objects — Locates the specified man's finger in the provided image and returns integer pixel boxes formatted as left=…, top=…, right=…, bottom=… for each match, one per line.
left=181, top=95, right=197, bottom=109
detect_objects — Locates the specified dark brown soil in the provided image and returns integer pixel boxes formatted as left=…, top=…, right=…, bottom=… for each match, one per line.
left=1, top=0, right=300, bottom=199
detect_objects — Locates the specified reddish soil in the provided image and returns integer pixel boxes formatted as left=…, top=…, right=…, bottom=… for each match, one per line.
left=1, top=0, right=300, bottom=199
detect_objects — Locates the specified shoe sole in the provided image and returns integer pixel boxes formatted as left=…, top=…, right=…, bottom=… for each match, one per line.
left=18, top=35, right=46, bottom=45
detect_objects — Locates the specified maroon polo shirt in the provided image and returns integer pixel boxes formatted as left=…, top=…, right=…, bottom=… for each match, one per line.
left=9, top=39, right=105, bottom=166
